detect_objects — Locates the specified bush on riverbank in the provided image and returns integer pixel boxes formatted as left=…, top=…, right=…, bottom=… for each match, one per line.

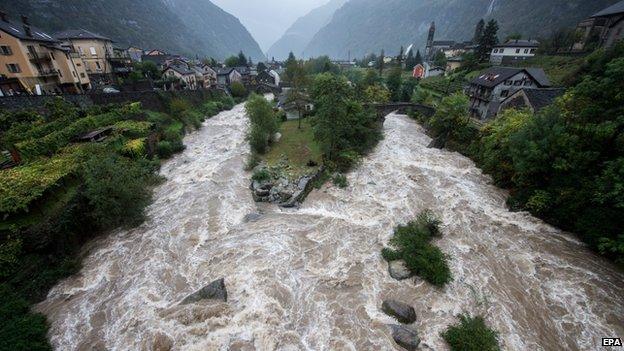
left=382, top=210, right=452, bottom=286
left=442, top=314, right=501, bottom=351
left=0, top=91, right=232, bottom=351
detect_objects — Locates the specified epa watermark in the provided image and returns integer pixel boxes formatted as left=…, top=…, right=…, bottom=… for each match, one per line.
left=602, top=338, right=623, bottom=347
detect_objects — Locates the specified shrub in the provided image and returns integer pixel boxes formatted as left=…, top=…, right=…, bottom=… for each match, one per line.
left=230, top=82, right=247, bottom=98
left=252, top=169, right=271, bottom=182
left=276, top=109, right=287, bottom=122
left=0, top=284, right=50, bottom=351
left=442, top=314, right=500, bottom=351
left=220, top=95, right=236, bottom=110
left=156, top=140, right=184, bottom=159
left=245, top=152, right=261, bottom=171
left=246, top=94, right=279, bottom=154
left=332, top=174, right=348, bottom=188
left=121, top=138, right=146, bottom=159
left=82, top=153, right=154, bottom=229
left=381, top=210, right=452, bottom=286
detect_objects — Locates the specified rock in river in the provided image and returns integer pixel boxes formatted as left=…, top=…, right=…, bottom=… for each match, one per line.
left=382, top=300, right=416, bottom=324
left=180, top=278, right=227, bottom=304
left=389, top=324, right=420, bottom=351
left=388, top=260, right=413, bottom=280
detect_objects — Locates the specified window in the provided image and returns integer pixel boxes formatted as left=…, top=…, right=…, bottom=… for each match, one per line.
left=493, top=49, right=498, bottom=53
left=6, top=63, right=20, bottom=73
left=72, top=71, right=76, bottom=77
left=95, top=61, right=101, bottom=70
left=524, top=49, right=529, bottom=54
left=78, top=46, right=83, bottom=55
left=90, top=47, right=97, bottom=56
left=58, top=70, right=62, bottom=77
left=0, top=45, right=12, bottom=55
left=524, top=81, right=532, bottom=86
left=516, top=49, right=520, bottom=53
left=514, top=80, right=522, bottom=86
left=505, top=80, right=512, bottom=85
left=50, top=52, right=55, bottom=60
left=80, top=72, right=86, bottom=78
left=76, top=63, right=81, bottom=66
left=530, top=48, right=536, bottom=54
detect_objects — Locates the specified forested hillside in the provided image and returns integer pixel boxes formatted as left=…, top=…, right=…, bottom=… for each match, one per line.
left=304, top=0, right=619, bottom=59
left=0, top=0, right=265, bottom=60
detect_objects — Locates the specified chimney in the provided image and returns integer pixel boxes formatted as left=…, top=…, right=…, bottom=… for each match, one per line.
left=23, top=24, right=32, bottom=37
left=21, top=15, right=29, bottom=25
left=0, top=11, right=8, bottom=22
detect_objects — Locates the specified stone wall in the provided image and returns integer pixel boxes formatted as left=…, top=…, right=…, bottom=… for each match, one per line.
left=0, top=88, right=228, bottom=113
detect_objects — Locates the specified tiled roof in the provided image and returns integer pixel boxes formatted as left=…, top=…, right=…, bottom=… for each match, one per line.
left=471, top=67, right=551, bottom=88
left=0, top=18, right=57, bottom=43
left=524, top=88, right=565, bottom=111
left=592, top=0, right=624, bottom=17
left=495, top=39, right=539, bottom=48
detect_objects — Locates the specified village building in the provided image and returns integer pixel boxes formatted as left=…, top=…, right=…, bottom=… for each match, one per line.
left=489, top=39, right=539, bottom=65
left=196, top=64, right=217, bottom=87
left=498, top=87, right=565, bottom=114
left=126, top=46, right=144, bottom=62
left=574, top=0, right=624, bottom=51
left=163, top=62, right=198, bottom=90
left=446, top=56, right=464, bottom=72
left=217, top=67, right=242, bottom=86
left=109, top=46, right=134, bottom=78
left=0, top=13, right=91, bottom=95
left=467, top=67, right=551, bottom=120
left=256, top=70, right=276, bottom=85
left=54, top=29, right=115, bottom=85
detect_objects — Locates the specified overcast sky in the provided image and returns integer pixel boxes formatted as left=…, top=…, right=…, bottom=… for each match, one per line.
left=211, top=0, right=329, bottom=52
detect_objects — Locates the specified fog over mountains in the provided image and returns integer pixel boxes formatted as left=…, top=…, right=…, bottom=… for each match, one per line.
left=271, top=0, right=620, bottom=60
left=1, top=0, right=266, bottom=60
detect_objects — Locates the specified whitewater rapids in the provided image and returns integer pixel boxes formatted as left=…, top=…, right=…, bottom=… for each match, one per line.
left=37, top=103, right=624, bottom=351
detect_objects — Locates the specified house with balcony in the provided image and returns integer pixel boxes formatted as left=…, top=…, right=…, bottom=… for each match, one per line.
left=217, top=67, right=242, bottom=86
left=489, top=40, right=539, bottom=65
left=163, top=62, right=198, bottom=90
left=54, top=29, right=115, bottom=85
left=467, top=67, right=551, bottom=120
left=0, top=12, right=90, bottom=95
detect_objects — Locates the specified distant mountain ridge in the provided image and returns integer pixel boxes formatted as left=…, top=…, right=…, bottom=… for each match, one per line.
left=303, top=0, right=620, bottom=59
left=0, top=0, right=265, bottom=61
left=266, top=0, right=348, bottom=60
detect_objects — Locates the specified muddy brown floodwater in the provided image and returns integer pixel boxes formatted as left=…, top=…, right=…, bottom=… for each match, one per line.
left=37, top=102, right=624, bottom=351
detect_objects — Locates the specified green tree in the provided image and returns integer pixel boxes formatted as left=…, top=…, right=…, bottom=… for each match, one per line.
left=386, top=66, right=403, bottom=102
left=364, top=84, right=390, bottom=103
left=257, top=62, right=268, bottom=72
left=225, top=56, right=239, bottom=67
left=362, top=69, right=381, bottom=88
left=477, top=19, right=499, bottom=61
left=286, top=61, right=310, bottom=129
left=405, top=50, right=416, bottom=71
left=237, top=51, right=248, bottom=66
left=245, top=94, right=279, bottom=154
left=311, top=73, right=381, bottom=168
left=473, top=19, right=485, bottom=43
left=230, top=81, right=247, bottom=98
left=433, top=51, right=447, bottom=68
left=415, top=50, right=423, bottom=65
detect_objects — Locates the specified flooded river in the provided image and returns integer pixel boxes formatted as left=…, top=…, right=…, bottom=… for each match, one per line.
left=38, top=103, right=624, bottom=350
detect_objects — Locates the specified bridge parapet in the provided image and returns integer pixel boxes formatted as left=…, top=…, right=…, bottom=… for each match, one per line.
left=365, top=103, right=435, bottom=120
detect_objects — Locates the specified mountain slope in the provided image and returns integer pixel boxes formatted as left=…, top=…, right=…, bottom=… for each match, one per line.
left=266, top=0, right=348, bottom=60
left=304, top=0, right=619, bottom=59
left=0, top=0, right=265, bottom=60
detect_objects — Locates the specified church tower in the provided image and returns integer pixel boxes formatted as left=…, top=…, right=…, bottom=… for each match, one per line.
left=425, top=21, right=435, bottom=61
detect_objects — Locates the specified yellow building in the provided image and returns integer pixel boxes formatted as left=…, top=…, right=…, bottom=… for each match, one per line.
left=54, top=29, right=115, bottom=85
left=0, top=14, right=90, bottom=95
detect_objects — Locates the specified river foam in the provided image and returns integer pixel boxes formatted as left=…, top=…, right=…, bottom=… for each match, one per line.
left=37, top=105, right=624, bottom=351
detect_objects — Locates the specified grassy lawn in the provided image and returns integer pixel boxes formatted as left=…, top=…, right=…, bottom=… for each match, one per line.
left=510, top=55, right=585, bottom=86
left=263, top=119, right=322, bottom=178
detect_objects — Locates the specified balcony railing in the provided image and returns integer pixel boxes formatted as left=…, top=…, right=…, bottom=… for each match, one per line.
left=27, top=51, right=52, bottom=62
left=38, top=69, right=59, bottom=77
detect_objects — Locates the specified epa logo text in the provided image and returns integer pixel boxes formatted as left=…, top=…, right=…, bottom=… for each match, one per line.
left=602, top=338, right=622, bottom=347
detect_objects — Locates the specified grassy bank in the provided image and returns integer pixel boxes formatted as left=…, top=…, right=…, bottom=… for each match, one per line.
left=0, top=91, right=235, bottom=350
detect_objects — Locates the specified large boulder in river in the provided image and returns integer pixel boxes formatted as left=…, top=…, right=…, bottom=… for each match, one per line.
left=180, top=278, right=227, bottom=304
left=388, top=260, right=413, bottom=280
left=389, top=324, right=420, bottom=351
left=382, top=299, right=416, bottom=324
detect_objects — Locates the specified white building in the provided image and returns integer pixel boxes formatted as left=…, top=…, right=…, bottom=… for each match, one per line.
left=489, top=40, right=539, bottom=65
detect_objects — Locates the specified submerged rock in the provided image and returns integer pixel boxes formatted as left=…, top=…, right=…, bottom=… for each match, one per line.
left=389, top=324, right=420, bottom=351
left=382, top=300, right=416, bottom=324
left=180, top=278, right=227, bottom=304
left=243, top=213, right=262, bottom=222
left=388, top=260, right=413, bottom=280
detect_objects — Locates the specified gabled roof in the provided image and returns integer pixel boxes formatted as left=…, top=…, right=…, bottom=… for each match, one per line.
left=523, top=88, right=565, bottom=111
left=0, top=17, right=57, bottom=43
left=164, top=63, right=194, bottom=76
left=592, top=0, right=624, bottom=17
left=217, top=67, right=237, bottom=76
left=54, top=29, right=112, bottom=42
left=471, top=67, right=551, bottom=88
left=495, top=39, right=539, bottom=48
